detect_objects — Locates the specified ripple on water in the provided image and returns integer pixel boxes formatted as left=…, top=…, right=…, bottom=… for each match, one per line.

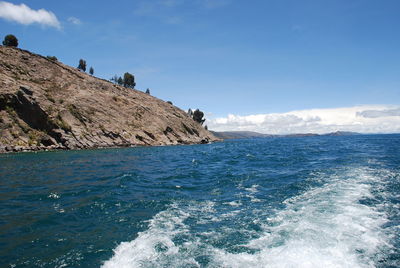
left=0, top=135, right=399, bottom=267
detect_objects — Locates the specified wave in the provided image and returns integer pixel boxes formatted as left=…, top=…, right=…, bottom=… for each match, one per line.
left=102, top=167, right=397, bottom=268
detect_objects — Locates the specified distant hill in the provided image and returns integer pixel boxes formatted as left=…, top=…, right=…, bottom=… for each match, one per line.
left=321, top=131, right=359, bottom=136
left=0, top=46, right=218, bottom=153
left=211, top=130, right=359, bottom=140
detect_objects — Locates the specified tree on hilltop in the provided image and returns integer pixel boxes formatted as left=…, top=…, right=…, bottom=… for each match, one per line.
left=2, top=34, right=18, bottom=47
left=78, top=59, right=86, bottom=72
left=111, top=73, right=135, bottom=87
left=117, top=77, right=123, bottom=85
left=123, top=72, right=136, bottom=89
left=193, top=109, right=205, bottom=125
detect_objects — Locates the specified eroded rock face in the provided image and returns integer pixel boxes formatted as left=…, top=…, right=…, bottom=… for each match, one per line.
left=0, top=46, right=219, bottom=153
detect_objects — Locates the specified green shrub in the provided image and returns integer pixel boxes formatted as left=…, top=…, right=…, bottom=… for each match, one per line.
left=3, top=34, right=18, bottom=47
left=78, top=59, right=86, bottom=72
left=123, top=72, right=135, bottom=88
left=47, top=56, right=58, bottom=61
left=193, top=109, right=205, bottom=125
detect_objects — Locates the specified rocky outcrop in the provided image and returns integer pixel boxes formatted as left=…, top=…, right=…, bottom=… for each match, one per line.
left=0, top=46, right=219, bottom=153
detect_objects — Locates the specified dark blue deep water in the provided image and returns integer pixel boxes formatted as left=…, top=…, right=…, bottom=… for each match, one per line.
left=0, top=135, right=399, bottom=267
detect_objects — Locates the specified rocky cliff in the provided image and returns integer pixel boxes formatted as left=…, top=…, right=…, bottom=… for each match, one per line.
left=0, top=46, right=218, bottom=153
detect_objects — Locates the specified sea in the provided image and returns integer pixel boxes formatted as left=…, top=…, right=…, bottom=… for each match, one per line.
left=0, top=134, right=399, bottom=268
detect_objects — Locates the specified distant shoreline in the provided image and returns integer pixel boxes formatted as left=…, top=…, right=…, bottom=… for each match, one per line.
left=209, top=130, right=396, bottom=140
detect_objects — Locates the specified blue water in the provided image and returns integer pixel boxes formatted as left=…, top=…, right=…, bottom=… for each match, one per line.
left=0, top=135, right=399, bottom=267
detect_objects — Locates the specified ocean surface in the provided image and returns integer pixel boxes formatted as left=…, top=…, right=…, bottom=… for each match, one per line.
left=0, top=135, right=399, bottom=268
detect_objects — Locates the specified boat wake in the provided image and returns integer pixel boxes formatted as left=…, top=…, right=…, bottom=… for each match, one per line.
left=102, top=166, right=398, bottom=268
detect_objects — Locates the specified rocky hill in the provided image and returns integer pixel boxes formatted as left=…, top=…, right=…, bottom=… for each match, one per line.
left=0, top=46, right=218, bottom=153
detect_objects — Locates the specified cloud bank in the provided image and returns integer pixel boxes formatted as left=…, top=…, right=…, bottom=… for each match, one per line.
left=208, top=105, right=400, bottom=134
left=0, top=1, right=60, bottom=29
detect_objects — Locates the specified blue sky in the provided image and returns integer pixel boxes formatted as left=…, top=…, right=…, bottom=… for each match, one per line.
left=1, top=0, right=400, bottom=133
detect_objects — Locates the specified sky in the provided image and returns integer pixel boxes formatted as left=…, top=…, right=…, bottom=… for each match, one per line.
left=1, top=0, right=400, bottom=134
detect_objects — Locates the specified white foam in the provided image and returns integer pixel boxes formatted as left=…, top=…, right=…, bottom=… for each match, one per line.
left=224, top=201, right=241, bottom=207
left=102, top=204, right=195, bottom=268
left=53, top=203, right=65, bottom=213
left=214, top=167, right=391, bottom=268
left=244, top=184, right=262, bottom=202
left=48, top=192, right=60, bottom=199
left=244, top=184, right=259, bottom=194
left=102, top=167, right=394, bottom=268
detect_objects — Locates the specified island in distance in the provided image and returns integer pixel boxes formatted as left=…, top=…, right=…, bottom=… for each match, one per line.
left=0, top=46, right=218, bottom=153
left=210, top=130, right=360, bottom=140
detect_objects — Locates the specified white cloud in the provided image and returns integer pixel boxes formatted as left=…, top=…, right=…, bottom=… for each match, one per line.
left=207, top=105, right=400, bottom=134
left=0, top=1, right=60, bottom=29
left=67, top=17, right=81, bottom=25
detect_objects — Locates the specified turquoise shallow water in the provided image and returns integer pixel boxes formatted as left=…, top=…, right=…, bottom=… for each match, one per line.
left=0, top=135, right=399, bottom=267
